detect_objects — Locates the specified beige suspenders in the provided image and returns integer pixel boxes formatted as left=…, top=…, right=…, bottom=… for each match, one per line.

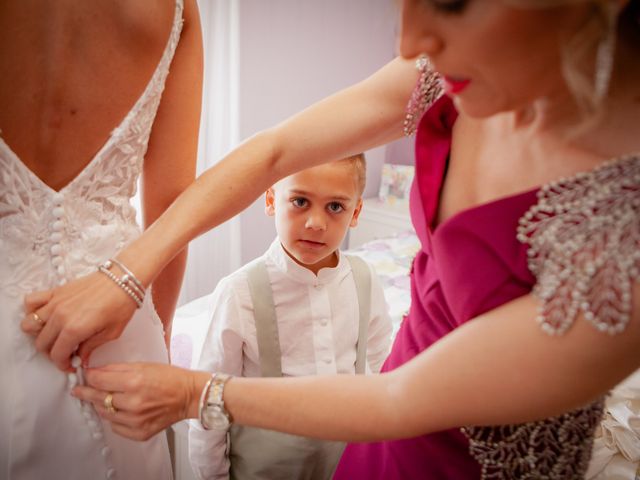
left=245, top=254, right=371, bottom=377
left=229, top=255, right=370, bottom=480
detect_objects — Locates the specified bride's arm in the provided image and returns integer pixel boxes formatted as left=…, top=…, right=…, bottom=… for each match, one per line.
left=22, top=56, right=420, bottom=370
left=141, top=0, right=203, bottom=346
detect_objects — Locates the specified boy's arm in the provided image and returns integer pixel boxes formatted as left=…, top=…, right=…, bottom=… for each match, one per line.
left=188, top=277, right=245, bottom=480
left=364, top=264, right=393, bottom=373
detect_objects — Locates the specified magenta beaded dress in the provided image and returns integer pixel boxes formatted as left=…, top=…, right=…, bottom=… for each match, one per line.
left=334, top=95, right=541, bottom=479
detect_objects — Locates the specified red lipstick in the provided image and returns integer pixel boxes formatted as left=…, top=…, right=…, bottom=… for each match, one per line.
left=443, top=76, right=470, bottom=95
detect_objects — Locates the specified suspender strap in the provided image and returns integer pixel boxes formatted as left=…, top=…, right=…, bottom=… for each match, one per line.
left=246, top=255, right=372, bottom=377
left=246, top=260, right=283, bottom=377
left=345, top=255, right=371, bottom=375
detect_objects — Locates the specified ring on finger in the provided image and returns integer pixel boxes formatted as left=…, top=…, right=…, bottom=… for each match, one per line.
left=32, top=312, right=46, bottom=327
left=104, top=392, right=118, bottom=414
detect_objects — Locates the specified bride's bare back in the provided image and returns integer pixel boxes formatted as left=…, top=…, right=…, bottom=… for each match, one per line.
left=0, top=0, right=179, bottom=191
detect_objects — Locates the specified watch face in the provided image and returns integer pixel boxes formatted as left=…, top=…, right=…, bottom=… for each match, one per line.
left=204, top=405, right=230, bottom=430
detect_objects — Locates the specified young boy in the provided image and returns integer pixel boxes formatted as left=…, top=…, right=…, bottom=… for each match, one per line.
left=188, top=154, right=392, bottom=480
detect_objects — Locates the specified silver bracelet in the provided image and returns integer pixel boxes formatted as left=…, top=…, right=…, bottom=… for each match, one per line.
left=97, top=263, right=144, bottom=308
left=108, top=258, right=145, bottom=296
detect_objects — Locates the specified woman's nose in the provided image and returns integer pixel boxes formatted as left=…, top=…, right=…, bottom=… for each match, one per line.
left=398, top=2, right=444, bottom=59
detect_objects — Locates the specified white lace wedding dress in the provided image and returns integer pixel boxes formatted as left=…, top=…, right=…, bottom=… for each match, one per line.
left=0, top=1, right=183, bottom=478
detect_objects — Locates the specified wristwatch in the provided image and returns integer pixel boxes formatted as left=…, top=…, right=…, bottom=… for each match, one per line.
left=199, top=373, right=232, bottom=430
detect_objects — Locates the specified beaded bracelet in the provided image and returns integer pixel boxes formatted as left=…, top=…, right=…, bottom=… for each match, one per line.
left=97, top=260, right=145, bottom=308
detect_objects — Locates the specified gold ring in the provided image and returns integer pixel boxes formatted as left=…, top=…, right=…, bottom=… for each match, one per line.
left=32, top=312, right=45, bottom=326
left=104, top=393, right=117, bottom=414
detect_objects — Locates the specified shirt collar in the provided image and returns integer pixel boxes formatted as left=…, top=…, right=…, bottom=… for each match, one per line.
left=265, top=238, right=348, bottom=286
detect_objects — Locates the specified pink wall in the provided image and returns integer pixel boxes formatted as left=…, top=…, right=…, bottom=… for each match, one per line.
left=236, top=0, right=403, bottom=263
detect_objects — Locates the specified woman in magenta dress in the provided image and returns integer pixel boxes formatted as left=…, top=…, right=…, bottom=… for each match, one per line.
left=24, top=1, right=640, bottom=478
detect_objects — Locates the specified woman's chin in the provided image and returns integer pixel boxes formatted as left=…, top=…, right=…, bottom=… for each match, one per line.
left=451, top=95, right=509, bottom=119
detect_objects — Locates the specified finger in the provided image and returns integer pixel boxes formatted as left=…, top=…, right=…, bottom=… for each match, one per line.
left=21, top=310, right=47, bottom=336
left=49, top=322, right=98, bottom=371
left=84, top=367, right=134, bottom=393
left=71, top=386, right=130, bottom=413
left=24, top=290, right=53, bottom=314
left=76, top=330, right=114, bottom=366
left=33, top=309, right=61, bottom=355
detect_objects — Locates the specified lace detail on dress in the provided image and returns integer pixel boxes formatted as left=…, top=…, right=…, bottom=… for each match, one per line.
left=403, top=55, right=443, bottom=136
left=517, top=154, right=640, bottom=335
left=0, top=0, right=184, bottom=297
left=462, top=400, right=605, bottom=479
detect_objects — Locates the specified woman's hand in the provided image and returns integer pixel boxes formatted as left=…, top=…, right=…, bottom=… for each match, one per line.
left=21, top=271, right=137, bottom=371
left=71, top=363, right=209, bottom=441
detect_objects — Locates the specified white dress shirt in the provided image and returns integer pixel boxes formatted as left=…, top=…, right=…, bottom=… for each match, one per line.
left=188, top=239, right=392, bottom=480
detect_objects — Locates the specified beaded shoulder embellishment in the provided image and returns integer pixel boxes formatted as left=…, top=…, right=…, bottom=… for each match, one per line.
left=403, top=55, right=443, bottom=136
left=517, top=154, right=640, bottom=335
left=462, top=399, right=604, bottom=480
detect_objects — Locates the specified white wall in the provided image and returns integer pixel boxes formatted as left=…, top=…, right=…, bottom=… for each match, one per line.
left=235, top=0, right=400, bottom=263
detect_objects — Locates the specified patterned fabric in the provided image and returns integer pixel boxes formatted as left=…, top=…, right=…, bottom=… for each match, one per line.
left=517, top=154, right=640, bottom=336
left=463, top=401, right=605, bottom=480
left=403, top=55, right=443, bottom=137
left=463, top=155, right=639, bottom=479
left=0, top=2, right=183, bottom=478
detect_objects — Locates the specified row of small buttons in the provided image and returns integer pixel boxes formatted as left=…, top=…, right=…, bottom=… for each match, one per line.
left=70, top=355, right=117, bottom=478
left=50, top=193, right=66, bottom=281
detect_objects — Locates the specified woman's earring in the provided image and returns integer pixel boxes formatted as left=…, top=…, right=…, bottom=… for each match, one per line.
left=593, top=4, right=618, bottom=105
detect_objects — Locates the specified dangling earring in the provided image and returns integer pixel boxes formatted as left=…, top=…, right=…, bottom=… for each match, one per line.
left=593, top=3, right=617, bottom=105
left=403, top=55, right=442, bottom=137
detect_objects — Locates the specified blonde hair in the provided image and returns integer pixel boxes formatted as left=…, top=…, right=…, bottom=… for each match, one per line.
left=506, top=0, right=629, bottom=115
left=336, top=153, right=367, bottom=196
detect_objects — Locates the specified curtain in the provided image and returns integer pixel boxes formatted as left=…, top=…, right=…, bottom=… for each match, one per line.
left=178, top=0, right=242, bottom=305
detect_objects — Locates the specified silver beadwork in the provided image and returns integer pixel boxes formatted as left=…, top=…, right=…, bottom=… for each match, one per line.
left=517, top=154, right=640, bottom=336
left=403, top=55, right=443, bottom=137
left=462, top=399, right=604, bottom=479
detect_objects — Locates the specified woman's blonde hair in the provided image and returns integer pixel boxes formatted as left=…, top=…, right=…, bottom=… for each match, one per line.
left=507, top=0, right=637, bottom=115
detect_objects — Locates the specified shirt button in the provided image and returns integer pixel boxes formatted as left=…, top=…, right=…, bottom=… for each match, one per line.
left=52, top=220, right=64, bottom=231
left=71, top=356, right=82, bottom=368
left=67, top=373, right=78, bottom=388
left=87, top=420, right=98, bottom=429
left=51, top=256, right=63, bottom=267
left=50, top=232, right=63, bottom=242
left=56, top=265, right=66, bottom=276
left=320, top=318, right=328, bottom=326
left=314, top=284, right=323, bottom=290
left=52, top=206, right=65, bottom=218
left=92, top=431, right=103, bottom=440
left=52, top=192, right=64, bottom=205
left=105, top=467, right=116, bottom=479
left=101, top=446, right=112, bottom=457
left=50, top=244, right=62, bottom=256
left=323, top=357, right=332, bottom=364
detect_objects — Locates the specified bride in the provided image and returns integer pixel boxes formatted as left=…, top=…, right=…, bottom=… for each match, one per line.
left=0, top=0, right=202, bottom=477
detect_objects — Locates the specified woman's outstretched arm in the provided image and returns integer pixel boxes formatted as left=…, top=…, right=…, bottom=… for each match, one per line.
left=22, top=56, right=420, bottom=370
left=72, top=287, right=640, bottom=441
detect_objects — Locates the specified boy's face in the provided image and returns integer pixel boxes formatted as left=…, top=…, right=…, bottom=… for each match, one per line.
left=265, top=161, right=363, bottom=275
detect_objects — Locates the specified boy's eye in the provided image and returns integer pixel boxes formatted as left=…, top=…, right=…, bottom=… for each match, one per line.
left=327, top=202, right=345, bottom=214
left=291, top=197, right=308, bottom=208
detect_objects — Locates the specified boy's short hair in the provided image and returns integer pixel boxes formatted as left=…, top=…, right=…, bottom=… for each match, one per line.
left=336, top=153, right=366, bottom=196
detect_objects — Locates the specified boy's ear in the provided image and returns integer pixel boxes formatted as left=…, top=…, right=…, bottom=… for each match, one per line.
left=349, top=198, right=363, bottom=228
left=265, top=188, right=276, bottom=216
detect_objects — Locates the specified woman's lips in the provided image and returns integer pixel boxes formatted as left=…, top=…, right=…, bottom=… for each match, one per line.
left=442, top=76, right=471, bottom=95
